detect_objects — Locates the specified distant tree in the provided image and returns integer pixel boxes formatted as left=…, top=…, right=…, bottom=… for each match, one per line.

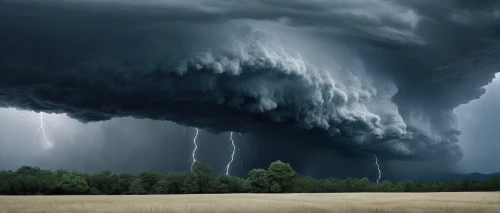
left=442, top=179, right=460, bottom=192
left=13, top=167, right=39, bottom=195
left=37, top=169, right=57, bottom=194
left=154, top=178, right=171, bottom=194
left=164, top=172, right=186, bottom=194
left=1, top=164, right=498, bottom=195
left=128, top=178, right=147, bottom=194
left=353, top=178, right=371, bottom=192
left=247, top=168, right=270, bottom=193
left=57, top=172, right=90, bottom=194
left=216, top=175, right=231, bottom=193
left=228, top=176, right=247, bottom=193
left=400, top=180, right=413, bottom=192
left=409, top=180, right=425, bottom=192
left=374, top=180, right=392, bottom=192
left=293, top=176, right=318, bottom=193
left=267, top=160, right=298, bottom=193
left=343, top=178, right=353, bottom=192
left=461, top=179, right=470, bottom=191
left=181, top=172, right=200, bottom=194
left=0, top=170, right=14, bottom=195
left=242, top=180, right=252, bottom=192
left=89, top=187, right=101, bottom=195
left=193, top=162, right=217, bottom=193
left=489, top=176, right=500, bottom=191
left=428, top=182, right=441, bottom=192
left=470, top=180, right=487, bottom=191
left=137, top=170, right=163, bottom=193
left=90, top=170, right=114, bottom=195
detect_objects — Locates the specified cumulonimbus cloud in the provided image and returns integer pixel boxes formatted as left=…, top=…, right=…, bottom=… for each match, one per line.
left=0, top=0, right=498, bottom=163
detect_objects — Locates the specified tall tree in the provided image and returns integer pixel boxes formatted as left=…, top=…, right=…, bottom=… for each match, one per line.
left=193, top=162, right=217, bottom=193
left=247, top=168, right=270, bottom=193
left=267, top=160, right=298, bottom=193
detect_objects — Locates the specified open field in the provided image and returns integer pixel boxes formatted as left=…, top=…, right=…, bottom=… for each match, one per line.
left=0, top=192, right=499, bottom=213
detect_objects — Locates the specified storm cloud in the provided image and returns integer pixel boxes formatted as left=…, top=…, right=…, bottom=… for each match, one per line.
left=0, top=0, right=499, bottom=177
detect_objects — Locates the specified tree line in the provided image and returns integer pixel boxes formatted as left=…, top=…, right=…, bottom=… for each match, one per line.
left=0, top=160, right=499, bottom=195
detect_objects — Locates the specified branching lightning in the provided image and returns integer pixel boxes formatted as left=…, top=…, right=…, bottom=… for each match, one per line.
left=190, top=128, right=199, bottom=171
left=225, top=132, right=236, bottom=176
left=18, top=112, right=53, bottom=147
left=374, top=154, right=382, bottom=183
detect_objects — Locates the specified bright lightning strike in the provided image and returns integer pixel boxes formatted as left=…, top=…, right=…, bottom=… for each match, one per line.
left=224, top=132, right=236, bottom=176
left=37, top=113, right=52, bottom=147
left=190, top=128, right=199, bottom=171
left=20, top=112, right=53, bottom=147
left=374, top=154, right=382, bottom=183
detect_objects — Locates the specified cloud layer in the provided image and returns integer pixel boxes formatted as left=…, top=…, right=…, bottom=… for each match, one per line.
left=0, top=0, right=499, bottom=167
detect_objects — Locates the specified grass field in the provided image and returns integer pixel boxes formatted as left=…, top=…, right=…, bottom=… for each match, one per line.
left=0, top=192, right=499, bottom=213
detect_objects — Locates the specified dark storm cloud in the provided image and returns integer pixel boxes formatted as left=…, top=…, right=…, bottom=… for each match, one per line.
left=0, top=0, right=499, bottom=172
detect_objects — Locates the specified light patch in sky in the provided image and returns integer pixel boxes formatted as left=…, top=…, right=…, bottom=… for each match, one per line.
left=455, top=73, right=500, bottom=174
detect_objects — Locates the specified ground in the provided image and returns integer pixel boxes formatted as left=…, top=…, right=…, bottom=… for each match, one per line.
left=0, top=192, right=499, bottom=213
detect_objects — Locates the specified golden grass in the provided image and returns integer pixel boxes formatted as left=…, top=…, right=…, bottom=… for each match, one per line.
left=0, top=192, right=499, bottom=213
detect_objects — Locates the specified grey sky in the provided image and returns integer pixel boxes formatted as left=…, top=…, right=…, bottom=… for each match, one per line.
left=455, top=73, right=500, bottom=174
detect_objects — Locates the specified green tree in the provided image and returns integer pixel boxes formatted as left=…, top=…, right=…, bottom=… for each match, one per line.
left=193, top=162, right=217, bottom=193
left=37, top=169, right=57, bottom=194
left=228, top=176, right=247, bottom=193
left=15, top=166, right=43, bottom=195
left=181, top=172, right=200, bottom=194
left=247, top=168, right=270, bottom=193
left=128, top=178, right=147, bottom=194
left=374, top=180, right=392, bottom=192
left=137, top=170, right=163, bottom=193
left=57, top=172, right=90, bottom=194
left=154, top=178, right=171, bottom=194
left=0, top=170, right=14, bottom=195
left=442, top=179, right=460, bottom=192
left=267, top=160, right=297, bottom=193
left=489, top=176, right=500, bottom=191
left=217, top=175, right=231, bottom=193
left=292, top=176, right=318, bottom=193
left=461, top=179, right=470, bottom=191
left=111, top=174, right=136, bottom=195
left=400, top=180, right=413, bottom=192
left=164, top=172, right=186, bottom=194
left=428, top=182, right=442, bottom=192
left=343, top=178, right=353, bottom=192
left=352, top=178, right=371, bottom=192
left=90, top=170, right=114, bottom=195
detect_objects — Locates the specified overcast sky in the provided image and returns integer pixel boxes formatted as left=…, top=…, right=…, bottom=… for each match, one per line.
left=0, top=0, right=498, bottom=180
left=455, top=73, right=500, bottom=174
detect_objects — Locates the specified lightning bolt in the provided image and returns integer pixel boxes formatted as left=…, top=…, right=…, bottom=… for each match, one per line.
left=36, top=112, right=52, bottom=147
left=190, top=128, right=199, bottom=171
left=374, top=154, right=382, bottom=183
left=18, top=112, right=53, bottom=147
left=224, top=132, right=236, bottom=176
